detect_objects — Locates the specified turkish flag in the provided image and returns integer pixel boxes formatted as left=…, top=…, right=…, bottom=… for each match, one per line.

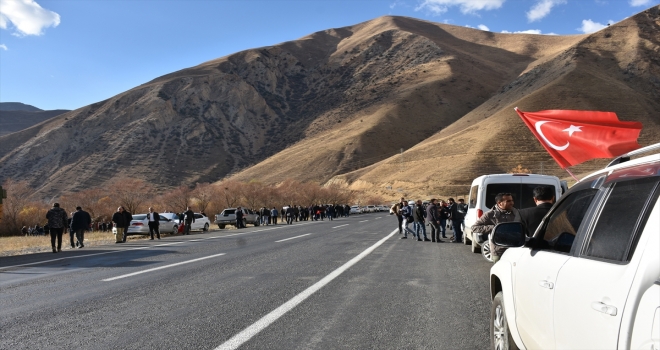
left=515, top=108, right=643, bottom=168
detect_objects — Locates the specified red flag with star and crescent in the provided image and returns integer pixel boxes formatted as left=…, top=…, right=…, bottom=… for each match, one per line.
left=515, top=108, right=643, bottom=169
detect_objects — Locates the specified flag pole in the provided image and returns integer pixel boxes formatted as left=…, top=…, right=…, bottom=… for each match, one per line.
left=565, top=168, right=579, bottom=182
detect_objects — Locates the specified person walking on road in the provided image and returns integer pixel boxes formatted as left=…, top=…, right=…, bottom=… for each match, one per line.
left=426, top=199, right=443, bottom=243
left=391, top=198, right=405, bottom=234
left=112, top=207, right=127, bottom=243
left=70, top=206, right=92, bottom=248
left=46, top=203, right=68, bottom=253
left=147, top=207, right=161, bottom=240
left=121, top=206, right=132, bottom=242
left=183, top=207, right=195, bottom=235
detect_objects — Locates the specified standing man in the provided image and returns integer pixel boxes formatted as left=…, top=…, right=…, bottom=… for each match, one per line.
left=390, top=197, right=405, bottom=234
left=183, top=206, right=195, bottom=235
left=447, top=198, right=465, bottom=243
left=112, top=207, right=126, bottom=243
left=147, top=207, right=161, bottom=240
left=271, top=207, right=279, bottom=225
left=285, top=205, right=294, bottom=224
left=70, top=206, right=92, bottom=248
left=46, top=203, right=68, bottom=253
left=400, top=200, right=415, bottom=239
left=413, top=200, right=430, bottom=241
left=457, top=198, right=468, bottom=231
left=235, top=207, right=244, bottom=229
left=519, top=186, right=555, bottom=237
left=121, top=206, right=133, bottom=242
left=426, top=198, right=443, bottom=242
left=471, top=193, right=520, bottom=262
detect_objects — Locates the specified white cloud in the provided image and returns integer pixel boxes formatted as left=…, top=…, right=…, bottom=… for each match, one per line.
left=0, top=0, right=60, bottom=36
left=629, top=0, right=651, bottom=6
left=416, top=0, right=505, bottom=15
left=526, top=0, right=566, bottom=22
left=0, top=44, right=7, bottom=50
left=578, top=19, right=614, bottom=33
left=478, top=24, right=490, bottom=31
left=501, top=29, right=543, bottom=34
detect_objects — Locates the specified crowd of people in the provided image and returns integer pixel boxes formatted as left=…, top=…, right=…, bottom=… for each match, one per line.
left=390, top=197, right=468, bottom=242
left=257, top=204, right=353, bottom=226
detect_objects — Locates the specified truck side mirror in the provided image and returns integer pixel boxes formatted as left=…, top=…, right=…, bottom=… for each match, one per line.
left=492, top=222, right=526, bottom=248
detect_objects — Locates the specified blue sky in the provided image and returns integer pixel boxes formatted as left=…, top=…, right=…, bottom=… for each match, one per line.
left=0, top=0, right=657, bottom=111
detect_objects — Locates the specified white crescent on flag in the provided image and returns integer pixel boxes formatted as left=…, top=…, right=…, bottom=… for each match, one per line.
left=535, top=121, right=569, bottom=151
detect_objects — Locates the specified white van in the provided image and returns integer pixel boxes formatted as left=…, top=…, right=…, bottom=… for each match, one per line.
left=463, top=174, right=563, bottom=260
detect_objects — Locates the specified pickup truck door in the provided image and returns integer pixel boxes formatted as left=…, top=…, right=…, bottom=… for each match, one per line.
left=553, top=177, right=660, bottom=349
left=514, top=186, right=599, bottom=349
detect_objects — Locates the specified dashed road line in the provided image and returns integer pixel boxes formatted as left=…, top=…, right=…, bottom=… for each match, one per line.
left=332, top=224, right=349, bottom=229
left=275, top=234, right=311, bottom=243
left=102, top=253, right=226, bottom=281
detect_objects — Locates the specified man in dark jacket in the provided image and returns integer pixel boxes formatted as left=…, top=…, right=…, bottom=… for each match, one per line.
left=70, top=206, right=92, bottom=248
left=519, top=186, right=555, bottom=237
left=147, top=207, right=160, bottom=240
left=112, top=207, right=127, bottom=243
left=426, top=199, right=443, bottom=242
left=121, top=206, right=133, bottom=242
left=46, top=203, right=68, bottom=253
left=472, top=193, right=520, bottom=262
left=447, top=198, right=465, bottom=243
left=183, top=206, right=195, bottom=235
left=413, top=200, right=430, bottom=241
left=236, top=207, right=244, bottom=228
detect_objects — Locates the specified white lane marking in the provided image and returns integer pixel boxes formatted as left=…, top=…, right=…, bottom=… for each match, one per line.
left=102, top=253, right=226, bottom=281
left=214, top=229, right=398, bottom=350
left=375, top=217, right=382, bottom=220
left=275, top=234, right=311, bottom=243
left=1, top=220, right=339, bottom=270
left=359, top=220, right=369, bottom=223
left=332, top=224, right=348, bottom=229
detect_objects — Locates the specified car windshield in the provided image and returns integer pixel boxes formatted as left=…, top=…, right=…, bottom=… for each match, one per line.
left=485, top=183, right=556, bottom=209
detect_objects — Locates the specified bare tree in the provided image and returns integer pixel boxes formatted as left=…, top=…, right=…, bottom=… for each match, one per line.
left=191, top=182, right=214, bottom=214
left=108, top=177, right=153, bottom=214
left=159, top=185, right=193, bottom=213
left=1, top=179, right=36, bottom=236
left=217, top=180, right=242, bottom=208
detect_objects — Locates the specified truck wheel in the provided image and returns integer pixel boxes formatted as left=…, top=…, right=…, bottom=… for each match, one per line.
left=491, top=292, right=519, bottom=350
left=243, top=219, right=248, bottom=227
left=471, top=236, right=481, bottom=254
left=254, top=220, right=260, bottom=227
left=482, top=241, right=494, bottom=262
left=218, top=224, right=225, bottom=229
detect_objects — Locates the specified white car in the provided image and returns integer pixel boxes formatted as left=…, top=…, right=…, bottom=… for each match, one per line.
left=365, top=205, right=377, bottom=213
left=119, top=213, right=178, bottom=236
left=349, top=206, right=361, bottom=214
left=161, top=212, right=211, bottom=232
left=488, top=143, right=660, bottom=350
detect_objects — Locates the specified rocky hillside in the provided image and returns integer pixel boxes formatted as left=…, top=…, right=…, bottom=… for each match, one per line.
left=0, top=103, right=70, bottom=136
left=0, top=6, right=658, bottom=199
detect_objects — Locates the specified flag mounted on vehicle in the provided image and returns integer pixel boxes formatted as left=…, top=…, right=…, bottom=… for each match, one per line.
left=515, top=108, right=643, bottom=169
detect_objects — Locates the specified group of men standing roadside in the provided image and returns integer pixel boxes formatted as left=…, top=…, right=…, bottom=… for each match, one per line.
left=391, top=197, right=467, bottom=243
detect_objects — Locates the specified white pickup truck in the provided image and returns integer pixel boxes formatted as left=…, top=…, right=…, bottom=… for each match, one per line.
left=488, top=143, right=660, bottom=350
left=215, top=208, right=260, bottom=229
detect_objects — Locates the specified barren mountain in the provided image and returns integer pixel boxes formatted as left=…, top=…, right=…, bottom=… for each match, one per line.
left=0, top=103, right=70, bottom=136
left=0, top=6, right=658, bottom=199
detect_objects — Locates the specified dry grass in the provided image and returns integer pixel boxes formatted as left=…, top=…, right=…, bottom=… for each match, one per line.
left=0, top=231, right=144, bottom=257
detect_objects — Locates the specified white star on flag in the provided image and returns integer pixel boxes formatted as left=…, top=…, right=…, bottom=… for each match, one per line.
left=563, top=125, right=582, bottom=137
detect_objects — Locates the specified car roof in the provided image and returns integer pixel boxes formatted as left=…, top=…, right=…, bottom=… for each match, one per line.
left=579, top=153, right=660, bottom=184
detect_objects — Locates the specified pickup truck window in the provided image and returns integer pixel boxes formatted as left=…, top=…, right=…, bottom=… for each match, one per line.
left=538, top=188, right=598, bottom=253
left=584, top=177, right=660, bottom=262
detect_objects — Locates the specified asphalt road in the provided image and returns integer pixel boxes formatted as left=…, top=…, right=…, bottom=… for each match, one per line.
left=0, top=212, right=493, bottom=350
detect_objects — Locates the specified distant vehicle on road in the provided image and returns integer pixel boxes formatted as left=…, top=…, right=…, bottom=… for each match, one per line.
left=349, top=206, right=362, bottom=215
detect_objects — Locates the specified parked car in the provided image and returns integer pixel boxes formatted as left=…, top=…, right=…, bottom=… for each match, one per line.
left=365, top=205, right=377, bottom=213
left=118, top=213, right=178, bottom=236
left=463, top=173, right=563, bottom=262
left=349, top=205, right=362, bottom=215
left=160, top=212, right=210, bottom=232
left=488, top=143, right=660, bottom=350
left=215, top=208, right=260, bottom=229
